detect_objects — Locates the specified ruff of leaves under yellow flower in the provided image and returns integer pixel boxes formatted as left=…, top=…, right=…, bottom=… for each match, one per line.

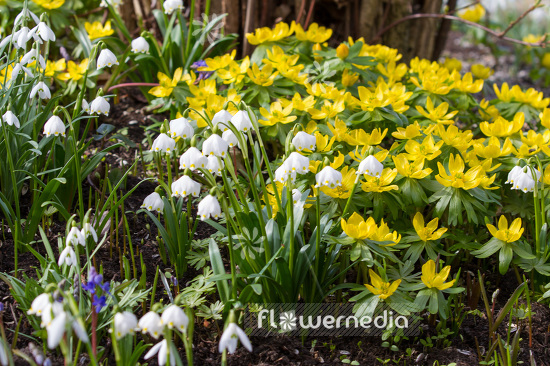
left=421, top=260, right=456, bottom=290
left=365, top=269, right=401, bottom=300
left=412, top=212, right=447, bottom=242
left=487, top=216, right=523, bottom=243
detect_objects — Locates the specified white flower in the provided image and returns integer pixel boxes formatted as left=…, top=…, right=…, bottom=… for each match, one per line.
left=292, top=189, right=302, bottom=204
left=315, top=166, right=342, bottom=188
left=14, top=9, right=40, bottom=27
left=30, top=82, right=51, bottom=100
left=10, top=63, right=33, bottom=82
left=144, top=340, right=176, bottom=366
left=27, top=293, right=50, bottom=316
left=179, top=147, right=207, bottom=170
left=291, top=131, right=316, bottom=152
left=169, top=117, right=193, bottom=139
left=97, top=49, right=119, bottom=69
left=505, top=165, right=523, bottom=185
left=58, top=246, right=77, bottom=267
left=72, top=321, right=89, bottom=344
left=171, top=176, right=201, bottom=198
left=40, top=302, right=64, bottom=328
left=13, top=27, right=32, bottom=49
left=114, top=312, right=138, bottom=339
left=222, top=130, right=240, bottom=148
left=206, top=155, right=224, bottom=176
left=66, top=227, right=85, bottom=246
left=131, top=36, right=149, bottom=53
left=218, top=323, right=252, bottom=354
left=81, top=223, right=98, bottom=243
left=138, top=311, right=164, bottom=339
left=212, top=110, right=233, bottom=131
left=274, top=164, right=291, bottom=184
left=203, top=134, right=229, bottom=158
left=34, top=22, right=56, bottom=42
left=43, top=116, right=66, bottom=137
left=285, top=152, right=310, bottom=175
left=100, top=0, right=123, bottom=7
left=151, top=133, right=176, bottom=153
left=357, top=155, right=383, bottom=177
left=231, top=110, right=252, bottom=132
left=82, top=99, right=90, bottom=114
left=163, top=0, right=183, bottom=15
left=141, top=192, right=164, bottom=213
left=90, top=96, right=110, bottom=116
left=2, top=111, right=20, bottom=128
left=21, top=49, right=46, bottom=69
left=197, top=194, right=222, bottom=220
left=161, top=305, right=189, bottom=332
left=510, top=166, right=541, bottom=193
left=47, top=312, right=67, bottom=349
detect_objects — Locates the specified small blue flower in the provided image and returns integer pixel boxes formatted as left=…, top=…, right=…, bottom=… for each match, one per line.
left=92, top=295, right=106, bottom=312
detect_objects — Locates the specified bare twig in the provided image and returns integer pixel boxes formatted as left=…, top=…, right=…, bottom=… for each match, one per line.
left=296, top=0, right=307, bottom=24
left=304, top=0, right=316, bottom=28
left=497, top=0, right=542, bottom=38
left=242, top=0, right=254, bottom=56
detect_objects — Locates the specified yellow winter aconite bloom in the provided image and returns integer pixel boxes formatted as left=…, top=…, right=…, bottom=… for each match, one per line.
left=471, top=64, right=493, bottom=79
left=295, top=22, right=332, bottom=43
left=479, top=99, right=500, bottom=120
left=453, top=72, right=483, bottom=93
left=315, top=132, right=336, bottom=152
left=259, top=101, right=296, bottom=126
left=521, top=130, right=550, bottom=149
left=494, top=83, right=550, bottom=109
left=353, top=80, right=412, bottom=113
left=365, top=270, right=401, bottom=300
left=404, top=135, right=443, bottom=161
left=392, top=123, right=423, bottom=140
left=246, top=21, right=294, bottom=45
left=436, top=124, right=473, bottom=151
left=410, top=67, right=454, bottom=95
left=487, top=216, right=524, bottom=243
left=480, top=112, right=524, bottom=137
left=361, top=168, right=398, bottom=193
left=32, top=0, right=64, bottom=9
left=247, top=63, right=278, bottom=86
left=421, top=260, right=455, bottom=290
left=369, top=219, right=401, bottom=245
left=188, top=79, right=217, bottom=106
left=376, top=61, right=408, bottom=86
left=392, top=154, right=432, bottom=179
left=149, top=68, right=185, bottom=98
left=540, top=108, right=550, bottom=129
left=203, top=51, right=236, bottom=71
left=308, top=98, right=345, bottom=119
left=346, top=128, right=387, bottom=147
left=216, top=57, right=249, bottom=84
left=435, top=154, right=484, bottom=190
left=458, top=4, right=485, bottom=23
left=188, top=90, right=241, bottom=128
left=341, top=212, right=376, bottom=240
left=415, top=97, right=457, bottom=125
left=472, top=137, right=514, bottom=159
left=44, top=59, right=66, bottom=77
left=341, top=69, right=359, bottom=87
left=523, top=34, right=544, bottom=45
left=443, top=58, right=462, bottom=72
left=321, top=166, right=357, bottom=199
left=85, top=21, right=114, bottom=40
left=58, top=59, right=88, bottom=81
left=412, top=212, right=447, bottom=242
left=336, top=43, right=349, bottom=59
left=542, top=53, right=550, bottom=69
left=291, top=93, right=315, bottom=112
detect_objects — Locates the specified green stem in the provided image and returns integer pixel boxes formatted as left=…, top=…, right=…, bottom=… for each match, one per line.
left=341, top=176, right=359, bottom=219
left=185, top=0, right=196, bottom=59
left=287, top=180, right=295, bottom=275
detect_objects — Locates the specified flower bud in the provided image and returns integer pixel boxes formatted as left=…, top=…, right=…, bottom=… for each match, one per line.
left=336, top=43, right=349, bottom=59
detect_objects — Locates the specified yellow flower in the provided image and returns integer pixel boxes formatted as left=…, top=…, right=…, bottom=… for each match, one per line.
left=435, top=154, right=484, bottom=190
left=521, top=129, right=550, bottom=148
left=471, top=64, right=493, bottom=79
left=259, top=101, right=296, bottom=126
left=376, top=61, right=408, bottom=86
left=369, top=219, right=401, bottom=245
left=392, top=154, right=432, bottom=179
left=345, top=128, right=387, bottom=147
left=487, top=216, right=523, bottom=243
left=412, top=212, right=447, bottom=242
left=436, top=124, right=473, bottom=151
left=312, top=43, right=323, bottom=61
left=291, top=93, right=315, bottom=112
left=247, top=63, right=278, bottom=86
left=85, top=21, right=114, bottom=40
left=458, top=4, right=485, bottom=23
left=188, top=90, right=241, bottom=128
left=341, top=212, right=376, bottom=240
left=32, top=0, right=64, bottom=9
left=494, top=83, right=550, bottom=109
left=421, top=260, right=455, bottom=290
left=361, top=168, right=399, bottom=193
left=44, top=59, right=66, bottom=77
left=480, top=112, right=524, bottom=137
left=336, top=43, right=349, bottom=59
left=315, top=132, right=336, bottom=153
left=321, top=166, right=357, bottom=199
left=246, top=22, right=294, bottom=45
left=416, top=96, right=458, bottom=125
left=295, top=22, right=332, bottom=43
left=404, top=135, right=443, bottom=161
left=188, top=79, right=217, bottom=104
left=453, top=72, right=483, bottom=93
left=308, top=98, right=345, bottom=119
left=392, top=123, right=422, bottom=140
left=540, top=108, right=550, bottom=129
left=410, top=67, right=454, bottom=95
left=216, top=57, right=249, bottom=84
left=523, top=34, right=544, bottom=44
left=472, top=137, right=514, bottom=159
left=479, top=99, right=500, bottom=120
left=58, top=59, right=88, bottom=81
left=443, top=58, right=462, bottom=72
left=342, top=69, right=359, bottom=87
left=542, top=53, right=550, bottom=69
left=327, top=117, right=349, bottom=141
left=543, top=165, right=550, bottom=185
left=354, top=80, right=412, bottom=113
left=203, top=51, right=236, bottom=71
left=149, top=68, right=184, bottom=98
left=365, top=270, right=401, bottom=300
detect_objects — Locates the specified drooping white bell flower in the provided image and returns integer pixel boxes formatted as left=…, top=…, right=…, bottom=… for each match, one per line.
left=292, top=189, right=302, bottom=204
left=218, top=323, right=252, bottom=354
left=40, top=301, right=65, bottom=329
left=81, top=99, right=91, bottom=114
left=10, top=63, right=33, bottom=82
left=30, top=82, right=51, bottom=99
left=2, top=111, right=20, bottom=128
left=14, top=9, right=40, bottom=27
left=231, top=110, right=252, bottom=132
left=274, top=164, right=290, bottom=184
left=505, top=165, right=524, bottom=185
left=169, top=117, right=193, bottom=139
left=131, top=36, right=149, bottom=53
left=21, top=49, right=46, bottom=69
left=13, top=27, right=32, bottom=49
left=58, top=246, right=77, bottom=267
left=114, top=311, right=138, bottom=339
left=34, top=22, right=56, bottom=42
left=43, top=116, right=66, bottom=137
left=161, top=305, right=189, bottom=332
left=141, top=192, right=164, bottom=213
left=197, top=194, right=222, bottom=220
left=81, top=223, right=98, bottom=243
left=90, top=96, right=110, bottom=116
left=291, top=131, right=316, bottom=152
left=206, top=155, right=224, bottom=176
left=47, top=311, right=67, bottom=349
left=212, top=110, right=233, bottom=131
left=222, top=130, right=240, bottom=148
left=285, top=152, right=310, bottom=176
left=138, top=311, right=164, bottom=339
left=27, top=293, right=51, bottom=316
left=315, top=166, right=342, bottom=188
left=97, top=49, right=119, bottom=69
left=171, top=175, right=201, bottom=198
left=151, top=133, right=176, bottom=153
left=144, top=340, right=176, bottom=366
left=163, top=0, right=183, bottom=15
left=179, top=147, right=207, bottom=170
left=357, top=155, right=383, bottom=177
left=66, top=227, right=85, bottom=246
left=510, top=166, right=540, bottom=193
left=203, top=134, right=229, bottom=158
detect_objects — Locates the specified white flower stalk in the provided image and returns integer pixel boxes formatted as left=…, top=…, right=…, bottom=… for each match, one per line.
left=222, top=130, right=241, bottom=148
left=179, top=147, right=207, bottom=170
left=2, top=111, right=20, bottom=128
left=171, top=176, right=201, bottom=198
left=114, top=312, right=138, bottom=339
left=34, top=22, right=56, bottom=42
left=58, top=245, right=77, bottom=267
left=231, top=110, right=252, bottom=132
left=43, top=116, right=66, bottom=137
left=66, top=227, right=85, bottom=246
left=218, top=323, right=252, bottom=354
left=47, top=312, right=67, bottom=349
left=97, top=49, right=119, bottom=69
left=30, top=82, right=51, bottom=100
left=144, top=340, right=176, bottom=366
left=197, top=194, right=222, bottom=220
left=161, top=305, right=189, bottom=332
left=212, top=110, right=233, bottom=131
left=131, top=36, right=149, bottom=53
left=141, top=192, right=164, bottom=213
left=21, top=49, right=46, bottom=69
left=315, top=166, right=342, bottom=188
left=138, top=311, right=164, bottom=339
left=206, top=155, right=224, bottom=176
left=27, top=293, right=50, bottom=316
left=151, top=133, right=176, bottom=153
left=82, top=99, right=90, bottom=114
left=90, top=96, right=110, bottom=116
left=291, top=131, right=316, bottom=152
left=357, top=155, right=383, bottom=177
left=81, top=223, right=98, bottom=243
left=203, top=134, right=229, bottom=158
left=163, top=0, right=183, bottom=15
left=169, top=117, right=193, bottom=139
